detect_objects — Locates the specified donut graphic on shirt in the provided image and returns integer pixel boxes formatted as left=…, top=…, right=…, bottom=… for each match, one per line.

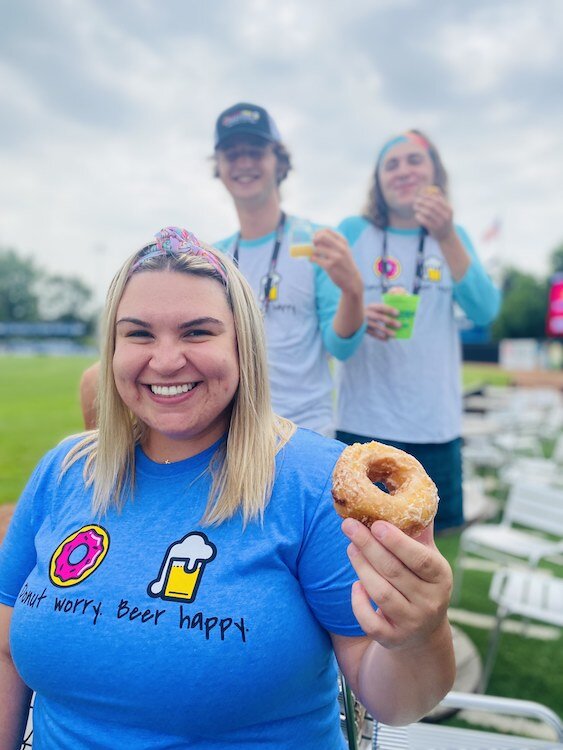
left=49, top=525, right=110, bottom=588
left=374, top=256, right=401, bottom=281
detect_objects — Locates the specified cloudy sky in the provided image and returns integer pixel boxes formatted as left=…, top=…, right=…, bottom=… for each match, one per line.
left=2, top=0, right=563, bottom=304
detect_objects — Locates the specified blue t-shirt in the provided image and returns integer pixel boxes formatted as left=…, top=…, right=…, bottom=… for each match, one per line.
left=0, top=429, right=362, bottom=749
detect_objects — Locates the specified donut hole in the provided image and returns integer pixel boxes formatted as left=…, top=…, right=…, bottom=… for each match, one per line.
left=67, top=543, right=89, bottom=565
left=367, top=459, right=402, bottom=494
left=373, top=480, right=391, bottom=494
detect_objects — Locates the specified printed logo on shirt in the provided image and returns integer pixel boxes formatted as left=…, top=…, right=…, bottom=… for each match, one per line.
left=259, top=271, right=282, bottom=304
left=147, top=532, right=217, bottom=604
left=49, top=525, right=110, bottom=588
left=424, top=256, right=443, bottom=283
left=374, top=255, right=401, bottom=280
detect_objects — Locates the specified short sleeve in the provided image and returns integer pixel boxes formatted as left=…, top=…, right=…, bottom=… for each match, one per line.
left=0, top=460, right=47, bottom=606
left=297, top=471, right=365, bottom=637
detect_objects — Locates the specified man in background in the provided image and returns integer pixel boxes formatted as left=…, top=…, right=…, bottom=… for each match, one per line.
left=212, top=102, right=365, bottom=435
left=79, top=102, right=365, bottom=434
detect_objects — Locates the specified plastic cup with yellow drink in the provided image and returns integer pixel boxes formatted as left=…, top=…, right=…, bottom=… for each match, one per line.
left=381, top=286, right=420, bottom=340
left=289, top=219, right=315, bottom=259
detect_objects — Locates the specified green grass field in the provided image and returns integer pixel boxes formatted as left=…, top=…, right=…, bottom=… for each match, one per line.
left=0, top=358, right=512, bottom=504
left=1, top=355, right=561, bottom=726
left=461, top=362, right=513, bottom=389
left=0, top=356, right=96, bottom=503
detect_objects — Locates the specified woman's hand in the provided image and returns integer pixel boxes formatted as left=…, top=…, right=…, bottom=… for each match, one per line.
left=311, top=229, right=363, bottom=297
left=413, top=188, right=455, bottom=244
left=365, top=302, right=401, bottom=341
left=341, top=518, right=452, bottom=650
left=333, top=518, right=455, bottom=724
left=332, top=519, right=455, bottom=725
left=414, top=187, right=471, bottom=280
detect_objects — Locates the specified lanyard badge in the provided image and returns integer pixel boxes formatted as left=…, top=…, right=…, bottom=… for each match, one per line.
left=233, top=213, right=287, bottom=314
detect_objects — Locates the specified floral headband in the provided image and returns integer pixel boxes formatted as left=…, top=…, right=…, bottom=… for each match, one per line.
left=130, top=226, right=228, bottom=282
left=377, top=131, right=430, bottom=164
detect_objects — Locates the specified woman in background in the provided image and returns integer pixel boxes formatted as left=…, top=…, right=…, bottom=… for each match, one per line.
left=337, top=130, right=501, bottom=533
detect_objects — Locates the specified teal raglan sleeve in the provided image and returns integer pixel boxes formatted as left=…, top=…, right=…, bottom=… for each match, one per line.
left=211, top=233, right=237, bottom=255
left=453, top=225, right=501, bottom=326
left=337, top=216, right=369, bottom=248
left=315, top=217, right=368, bottom=361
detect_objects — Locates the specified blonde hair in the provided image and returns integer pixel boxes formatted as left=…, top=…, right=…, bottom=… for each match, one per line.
left=63, top=233, right=296, bottom=526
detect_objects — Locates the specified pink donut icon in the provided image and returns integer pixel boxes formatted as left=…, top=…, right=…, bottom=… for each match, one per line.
left=50, top=525, right=110, bottom=587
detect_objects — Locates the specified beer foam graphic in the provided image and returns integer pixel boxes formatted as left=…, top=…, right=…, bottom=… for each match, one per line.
left=149, top=532, right=216, bottom=597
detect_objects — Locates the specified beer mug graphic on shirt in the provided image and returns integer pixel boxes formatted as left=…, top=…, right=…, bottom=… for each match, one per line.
left=260, top=271, right=281, bottom=303
left=148, top=532, right=217, bottom=603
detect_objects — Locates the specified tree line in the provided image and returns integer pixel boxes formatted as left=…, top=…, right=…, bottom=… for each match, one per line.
left=0, top=249, right=95, bottom=332
left=491, top=243, right=563, bottom=340
left=1, top=243, right=563, bottom=340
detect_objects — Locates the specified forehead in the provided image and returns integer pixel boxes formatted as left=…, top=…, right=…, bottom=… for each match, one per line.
left=217, top=134, right=271, bottom=151
left=117, top=271, right=231, bottom=317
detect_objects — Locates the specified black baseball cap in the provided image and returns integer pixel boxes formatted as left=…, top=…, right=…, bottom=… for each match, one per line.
left=214, top=102, right=282, bottom=150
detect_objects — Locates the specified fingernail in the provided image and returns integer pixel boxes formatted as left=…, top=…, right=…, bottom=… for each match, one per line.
left=342, top=518, right=360, bottom=536
left=352, top=580, right=365, bottom=595
left=372, top=522, right=387, bottom=540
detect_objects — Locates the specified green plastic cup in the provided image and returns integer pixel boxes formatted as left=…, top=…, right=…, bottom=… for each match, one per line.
left=382, top=292, right=420, bottom=339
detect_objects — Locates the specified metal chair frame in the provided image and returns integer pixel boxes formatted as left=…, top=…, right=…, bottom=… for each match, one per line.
left=453, top=481, right=563, bottom=603
left=372, top=690, right=563, bottom=749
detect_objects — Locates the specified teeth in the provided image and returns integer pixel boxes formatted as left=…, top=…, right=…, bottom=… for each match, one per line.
left=150, top=384, right=195, bottom=397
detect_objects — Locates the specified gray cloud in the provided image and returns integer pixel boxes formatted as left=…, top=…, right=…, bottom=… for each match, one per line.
left=0, top=0, right=562, bottom=300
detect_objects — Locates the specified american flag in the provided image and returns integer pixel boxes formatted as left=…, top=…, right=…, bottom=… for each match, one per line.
left=481, top=217, right=502, bottom=242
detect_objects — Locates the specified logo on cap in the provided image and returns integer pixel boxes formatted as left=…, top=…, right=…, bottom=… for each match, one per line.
left=222, top=108, right=261, bottom=129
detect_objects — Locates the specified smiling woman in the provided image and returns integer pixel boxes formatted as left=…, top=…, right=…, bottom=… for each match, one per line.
left=113, top=272, right=240, bottom=466
left=79, top=226, right=282, bottom=524
left=0, top=226, right=455, bottom=750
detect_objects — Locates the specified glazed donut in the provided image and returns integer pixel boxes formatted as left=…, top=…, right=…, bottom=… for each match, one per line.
left=332, top=442, right=438, bottom=537
left=50, top=525, right=110, bottom=587
left=417, top=185, right=441, bottom=198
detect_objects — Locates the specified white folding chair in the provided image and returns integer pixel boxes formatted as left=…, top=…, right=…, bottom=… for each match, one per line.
left=493, top=432, right=544, bottom=457
left=481, top=568, right=563, bottom=689
left=499, top=457, right=563, bottom=489
left=463, top=437, right=506, bottom=471
left=452, top=481, right=563, bottom=603
left=552, top=433, right=563, bottom=463
left=19, top=693, right=33, bottom=749
left=372, top=690, right=563, bottom=749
